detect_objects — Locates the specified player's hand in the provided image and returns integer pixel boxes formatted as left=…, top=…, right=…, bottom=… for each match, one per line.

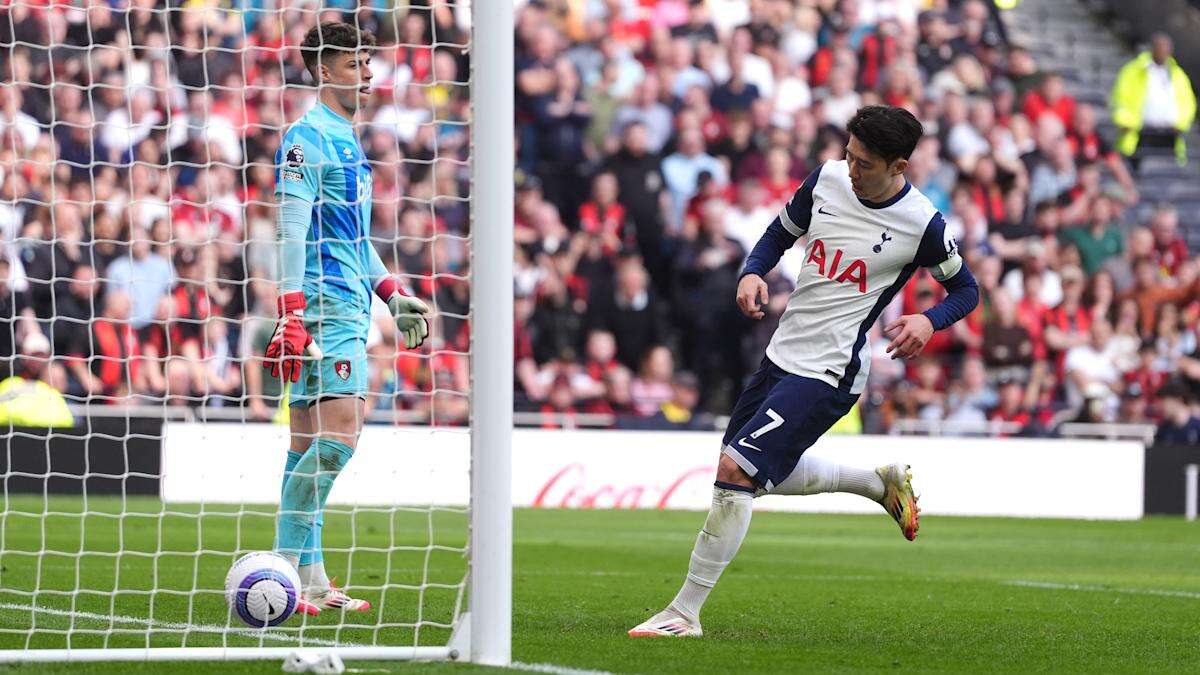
left=736, top=274, right=769, bottom=320
left=264, top=292, right=321, bottom=383
left=375, top=277, right=430, bottom=349
left=884, top=314, right=934, bottom=360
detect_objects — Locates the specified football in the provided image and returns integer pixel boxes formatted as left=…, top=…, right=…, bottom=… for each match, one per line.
left=224, top=552, right=301, bottom=627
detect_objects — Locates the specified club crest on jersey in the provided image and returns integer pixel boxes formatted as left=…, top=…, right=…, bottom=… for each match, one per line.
left=873, top=232, right=893, bottom=253
left=334, top=361, right=351, bottom=381
left=807, top=239, right=868, bottom=293
left=285, top=144, right=305, bottom=168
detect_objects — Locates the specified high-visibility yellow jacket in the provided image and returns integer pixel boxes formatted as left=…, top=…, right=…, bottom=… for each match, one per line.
left=0, top=376, right=74, bottom=428
left=1110, top=52, right=1197, bottom=163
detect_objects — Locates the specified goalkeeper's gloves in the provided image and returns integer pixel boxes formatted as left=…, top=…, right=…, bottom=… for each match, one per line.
left=263, top=291, right=322, bottom=383
left=375, top=277, right=430, bottom=349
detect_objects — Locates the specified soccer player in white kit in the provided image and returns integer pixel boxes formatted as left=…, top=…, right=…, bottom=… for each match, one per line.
left=629, top=106, right=979, bottom=637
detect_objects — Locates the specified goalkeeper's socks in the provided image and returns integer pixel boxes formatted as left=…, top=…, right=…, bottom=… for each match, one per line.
left=300, top=512, right=324, bottom=567
left=277, top=450, right=305, bottom=569
left=282, top=450, right=304, bottom=489
left=281, top=449, right=326, bottom=568
left=667, top=485, right=753, bottom=622
left=276, top=438, right=356, bottom=561
left=774, top=455, right=885, bottom=501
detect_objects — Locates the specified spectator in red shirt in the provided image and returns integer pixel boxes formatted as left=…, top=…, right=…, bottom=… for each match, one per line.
left=395, top=12, right=434, bottom=83
left=858, top=18, right=901, bottom=91
left=678, top=85, right=725, bottom=146
left=578, top=329, right=632, bottom=414
left=539, top=374, right=580, bottom=429
left=578, top=172, right=632, bottom=257
left=1125, top=341, right=1166, bottom=403
left=1022, top=72, right=1076, bottom=133
left=757, top=147, right=799, bottom=209
left=630, top=344, right=674, bottom=417
left=967, top=156, right=1005, bottom=226
left=1015, top=272, right=1051, bottom=360
left=683, top=170, right=734, bottom=228
left=989, top=373, right=1032, bottom=436
left=1067, top=103, right=1138, bottom=202
left=513, top=298, right=543, bottom=406
left=1044, top=266, right=1092, bottom=375
left=1148, top=204, right=1190, bottom=276
left=880, top=63, right=920, bottom=110
left=68, top=291, right=145, bottom=403
left=809, top=23, right=851, bottom=89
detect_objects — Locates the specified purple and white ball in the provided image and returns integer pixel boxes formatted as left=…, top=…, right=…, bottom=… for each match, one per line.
left=224, top=551, right=300, bottom=627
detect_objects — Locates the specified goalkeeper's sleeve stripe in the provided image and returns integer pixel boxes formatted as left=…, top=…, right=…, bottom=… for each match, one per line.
left=277, top=197, right=311, bottom=293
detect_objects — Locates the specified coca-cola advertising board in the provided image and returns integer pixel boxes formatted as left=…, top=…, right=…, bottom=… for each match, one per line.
left=163, top=424, right=1144, bottom=519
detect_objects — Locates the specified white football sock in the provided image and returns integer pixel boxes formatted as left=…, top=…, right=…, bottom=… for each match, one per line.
left=667, top=487, right=753, bottom=622
left=281, top=553, right=300, bottom=570
left=836, top=465, right=885, bottom=501
left=299, top=561, right=331, bottom=595
left=773, top=454, right=840, bottom=495
left=775, top=455, right=884, bottom=501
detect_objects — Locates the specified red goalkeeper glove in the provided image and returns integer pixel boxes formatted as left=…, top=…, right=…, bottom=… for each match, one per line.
left=263, top=292, right=322, bottom=383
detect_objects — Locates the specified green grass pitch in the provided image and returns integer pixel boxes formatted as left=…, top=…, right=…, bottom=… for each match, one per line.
left=0, top=498, right=1197, bottom=673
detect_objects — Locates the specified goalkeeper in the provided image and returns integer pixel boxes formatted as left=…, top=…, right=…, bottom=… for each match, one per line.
left=266, top=21, right=430, bottom=616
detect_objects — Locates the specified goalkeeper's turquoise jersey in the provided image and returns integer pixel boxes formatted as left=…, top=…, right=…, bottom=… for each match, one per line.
left=274, top=101, right=374, bottom=313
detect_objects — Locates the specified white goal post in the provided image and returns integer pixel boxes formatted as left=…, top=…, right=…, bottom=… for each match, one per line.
left=467, top=0, right=515, bottom=666
left=0, top=0, right=512, bottom=666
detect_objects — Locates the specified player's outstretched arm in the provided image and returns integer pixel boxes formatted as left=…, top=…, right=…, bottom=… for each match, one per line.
left=367, top=245, right=430, bottom=349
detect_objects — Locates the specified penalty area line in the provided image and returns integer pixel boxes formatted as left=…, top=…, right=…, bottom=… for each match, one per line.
left=1003, top=580, right=1200, bottom=600
left=0, top=602, right=367, bottom=647
left=509, top=661, right=616, bottom=675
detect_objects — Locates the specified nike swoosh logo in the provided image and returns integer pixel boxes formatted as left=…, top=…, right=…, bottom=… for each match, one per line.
left=737, top=437, right=764, bottom=453
left=818, top=206, right=837, bottom=217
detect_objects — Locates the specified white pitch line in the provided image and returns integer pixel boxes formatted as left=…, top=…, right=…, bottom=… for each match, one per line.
left=510, top=662, right=615, bottom=675
left=0, top=602, right=368, bottom=647
left=1004, top=580, right=1200, bottom=600
left=532, top=570, right=883, bottom=582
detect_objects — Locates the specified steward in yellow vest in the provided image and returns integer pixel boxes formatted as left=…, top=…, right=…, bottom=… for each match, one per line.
left=1110, top=34, right=1197, bottom=166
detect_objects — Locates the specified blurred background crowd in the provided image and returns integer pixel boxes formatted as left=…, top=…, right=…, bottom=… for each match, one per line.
left=509, top=0, right=1199, bottom=440
left=0, top=0, right=1196, bottom=440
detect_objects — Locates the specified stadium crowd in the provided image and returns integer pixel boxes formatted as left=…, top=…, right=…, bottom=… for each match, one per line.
left=0, top=0, right=1195, bottom=440
left=509, top=0, right=1199, bottom=439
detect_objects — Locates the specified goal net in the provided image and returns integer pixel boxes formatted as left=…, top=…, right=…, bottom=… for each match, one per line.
left=0, top=0, right=511, bottom=665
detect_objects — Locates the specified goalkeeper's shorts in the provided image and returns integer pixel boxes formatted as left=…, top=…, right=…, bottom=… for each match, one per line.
left=719, top=356, right=859, bottom=493
left=289, top=318, right=369, bottom=408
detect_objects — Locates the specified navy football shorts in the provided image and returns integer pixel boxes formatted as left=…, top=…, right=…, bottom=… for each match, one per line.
left=721, top=356, right=859, bottom=492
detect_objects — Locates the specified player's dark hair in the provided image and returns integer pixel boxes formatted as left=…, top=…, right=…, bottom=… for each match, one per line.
left=302, top=22, right=376, bottom=79
left=845, top=105, right=924, bottom=164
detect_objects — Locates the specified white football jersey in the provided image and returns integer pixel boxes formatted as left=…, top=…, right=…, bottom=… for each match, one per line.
left=765, top=159, right=961, bottom=395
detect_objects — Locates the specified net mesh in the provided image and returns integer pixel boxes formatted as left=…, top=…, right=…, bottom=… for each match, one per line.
left=0, top=0, right=473, bottom=652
